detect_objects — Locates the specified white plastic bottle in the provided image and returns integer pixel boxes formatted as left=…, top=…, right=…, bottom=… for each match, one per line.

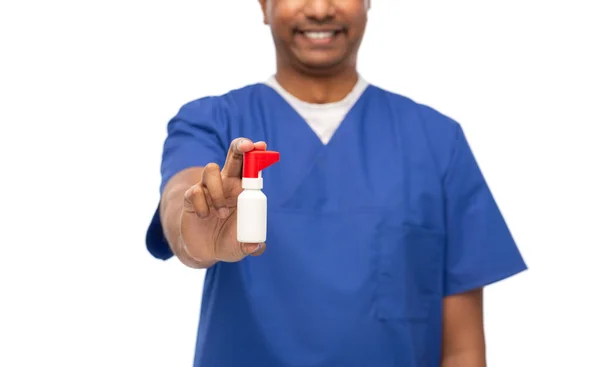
left=237, top=148, right=280, bottom=243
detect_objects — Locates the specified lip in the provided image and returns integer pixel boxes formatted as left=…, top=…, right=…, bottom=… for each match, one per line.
left=293, top=27, right=347, bottom=47
left=294, top=31, right=343, bottom=47
left=296, top=27, right=345, bottom=33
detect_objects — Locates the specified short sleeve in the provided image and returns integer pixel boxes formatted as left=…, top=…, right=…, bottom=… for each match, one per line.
left=443, top=124, right=527, bottom=296
left=145, top=98, right=229, bottom=260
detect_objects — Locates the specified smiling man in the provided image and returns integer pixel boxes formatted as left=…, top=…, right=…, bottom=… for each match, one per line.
left=145, top=1, right=527, bottom=366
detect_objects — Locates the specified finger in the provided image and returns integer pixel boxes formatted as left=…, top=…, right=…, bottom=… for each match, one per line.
left=221, top=138, right=255, bottom=178
left=201, top=163, right=229, bottom=218
left=249, top=242, right=266, bottom=257
left=254, top=141, right=267, bottom=150
left=183, top=183, right=210, bottom=218
left=241, top=242, right=265, bottom=256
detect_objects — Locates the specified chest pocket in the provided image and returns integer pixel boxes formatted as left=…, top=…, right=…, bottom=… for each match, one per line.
left=373, top=215, right=445, bottom=321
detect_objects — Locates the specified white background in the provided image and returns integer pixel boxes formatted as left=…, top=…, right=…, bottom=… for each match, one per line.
left=1, top=1, right=598, bottom=366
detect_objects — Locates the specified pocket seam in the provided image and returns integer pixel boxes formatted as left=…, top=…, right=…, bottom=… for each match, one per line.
left=375, top=224, right=444, bottom=322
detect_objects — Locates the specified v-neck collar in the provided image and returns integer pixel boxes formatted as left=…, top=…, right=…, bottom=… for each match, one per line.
left=256, top=82, right=374, bottom=207
left=261, top=75, right=371, bottom=147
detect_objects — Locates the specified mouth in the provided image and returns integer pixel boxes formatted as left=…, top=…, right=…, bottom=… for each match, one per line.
left=294, top=27, right=346, bottom=45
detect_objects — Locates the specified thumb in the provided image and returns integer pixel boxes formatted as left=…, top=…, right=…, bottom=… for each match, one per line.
left=221, top=138, right=268, bottom=178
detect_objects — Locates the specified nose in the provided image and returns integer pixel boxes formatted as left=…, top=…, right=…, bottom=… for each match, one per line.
left=304, top=0, right=336, bottom=22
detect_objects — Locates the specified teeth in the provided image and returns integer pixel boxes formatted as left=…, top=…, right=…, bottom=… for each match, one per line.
left=304, top=31, right=335, bottom=40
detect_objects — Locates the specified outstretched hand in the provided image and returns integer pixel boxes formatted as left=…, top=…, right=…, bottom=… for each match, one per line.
left=180, top=138, right=267, bottom=263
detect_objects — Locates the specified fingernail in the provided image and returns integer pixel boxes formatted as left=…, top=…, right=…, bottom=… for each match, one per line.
left=218, top=207, right=229, bottom=218
left=249, top=243, right=262, bottom=254
left=237, top=139, right=245, bottom=149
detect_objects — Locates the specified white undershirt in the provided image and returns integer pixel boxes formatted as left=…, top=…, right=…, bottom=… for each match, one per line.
left=263, top=75, right=369, bottom=145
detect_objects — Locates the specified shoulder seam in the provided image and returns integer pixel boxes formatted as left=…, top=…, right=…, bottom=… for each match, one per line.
left=441, top=121, right=462, bottom=184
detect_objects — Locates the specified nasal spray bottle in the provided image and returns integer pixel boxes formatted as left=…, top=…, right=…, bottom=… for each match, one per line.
left=237, top=147, right=280, bottom=243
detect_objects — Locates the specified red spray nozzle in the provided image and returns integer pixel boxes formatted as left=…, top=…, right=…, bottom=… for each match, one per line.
left=242, top=149, right=280, bottom=178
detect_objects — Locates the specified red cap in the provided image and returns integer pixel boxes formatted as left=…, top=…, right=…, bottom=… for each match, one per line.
left=242, top=149, right=280, bottom=178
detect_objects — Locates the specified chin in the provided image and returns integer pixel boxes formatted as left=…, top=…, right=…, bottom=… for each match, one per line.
left=295, top=53, right=349, bottom=73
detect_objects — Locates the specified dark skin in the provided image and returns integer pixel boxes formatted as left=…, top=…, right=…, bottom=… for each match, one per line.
left=259, top=0, right=369, bottom=103
left=159, top=0, right=485, bottom=365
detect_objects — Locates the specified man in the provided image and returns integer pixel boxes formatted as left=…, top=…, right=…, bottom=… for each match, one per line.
left=146, top=1, right=527, bottom=366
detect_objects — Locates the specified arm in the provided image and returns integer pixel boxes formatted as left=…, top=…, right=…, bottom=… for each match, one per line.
left=145, top=97, right=228, bottom=263
left=441, top=288, right=486, bottom=367
left=440, top=122, right=527, bottom=365
left=159, top=166, right=217, bottom=269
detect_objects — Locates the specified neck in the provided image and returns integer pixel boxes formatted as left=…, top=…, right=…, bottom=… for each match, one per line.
left=274, top=63, right=359, bottom=104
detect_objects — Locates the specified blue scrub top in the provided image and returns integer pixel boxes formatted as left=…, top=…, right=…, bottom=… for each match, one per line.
left=146, top=83, right=527, bottom=367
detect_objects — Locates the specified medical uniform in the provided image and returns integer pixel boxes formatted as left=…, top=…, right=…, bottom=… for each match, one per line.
left=146, top=76, right=527, bottom=367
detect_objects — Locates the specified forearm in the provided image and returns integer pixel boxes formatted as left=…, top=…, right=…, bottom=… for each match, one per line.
left=441, top=350, right=486, bottom=367
left=441, top=289, right=486, bottom=367
left=160, top=170, right=217, bottom=269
